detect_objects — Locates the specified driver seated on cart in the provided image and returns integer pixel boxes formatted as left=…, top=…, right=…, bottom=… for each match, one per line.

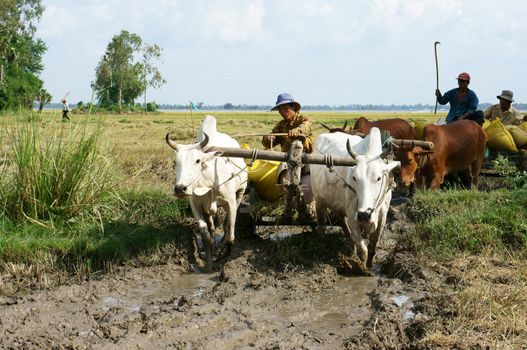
left=262, top=92, right=314, bottom=178
left=262, top=92, right=314, bottom=154
left=262, top=92, right=315, bottom=222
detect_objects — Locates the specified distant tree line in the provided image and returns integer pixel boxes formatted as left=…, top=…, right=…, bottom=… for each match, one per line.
left=157, top=102, right=527, bottom=112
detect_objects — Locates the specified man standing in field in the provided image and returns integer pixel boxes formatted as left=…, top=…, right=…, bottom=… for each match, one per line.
left=62, top=98, right=70, bottom=121
left=435, top=72, right=484, bottom=125
left=483, top=90, right=523, bottom=125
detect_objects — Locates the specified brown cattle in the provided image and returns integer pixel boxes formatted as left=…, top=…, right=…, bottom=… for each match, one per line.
left=321, top=117, right=417, bottom=140
left=405, top=120, right=487, bottom=190
left=353, top=116, right=417, bottom=140
left=353, top=117, right=421, bottom=187
left=321, top=117, right=418, bottom=187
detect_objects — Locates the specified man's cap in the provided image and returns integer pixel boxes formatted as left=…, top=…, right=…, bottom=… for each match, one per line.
left=497, top=90, right=514, bottom=102
left=457, top=72, right=471, bottom=81
left=271, top=92, right=301, bottom=112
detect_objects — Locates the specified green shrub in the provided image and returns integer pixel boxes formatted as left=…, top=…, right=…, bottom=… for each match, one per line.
left=0, top=118, right=119, bottom=224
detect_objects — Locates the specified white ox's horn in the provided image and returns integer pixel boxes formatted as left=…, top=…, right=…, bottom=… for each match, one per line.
left=199, top=133, right=209, bottom=149
left=346, top=139, right=359, bottom=159
left=166, top=133, right=178, bottom=151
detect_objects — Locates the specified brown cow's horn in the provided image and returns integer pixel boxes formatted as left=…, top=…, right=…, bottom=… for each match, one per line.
left=342, top=120, right=348, bottom=130
left=379, top=147, right=391, bottom=159
left=320, top=122, right=332, bottom=131
left=346, top=139, right=359, bottom=159
left=166, top=133, right=178, bottom=151
left=199, top=132, right=209, bottom=149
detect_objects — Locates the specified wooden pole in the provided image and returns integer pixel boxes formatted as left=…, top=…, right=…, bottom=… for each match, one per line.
left=391, top=139, right=434, bottom=150
left=205, top=146, right=358, bottom=166
left=189, top=100, right=195, bottom=134
left=231, top=132, right=288, bottom=138
left=434, top=41, right=441, bottom=115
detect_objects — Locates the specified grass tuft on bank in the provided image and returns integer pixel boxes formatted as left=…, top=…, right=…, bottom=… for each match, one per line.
left=0, top=116, right=193, bottom=276
left=1, top=117, right=118, bottom=224
left=0, top=190, right=192, bottom=273
left=405, top=186, right=527, bottom=259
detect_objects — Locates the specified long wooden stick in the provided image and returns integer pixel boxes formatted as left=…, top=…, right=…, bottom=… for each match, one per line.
left=434, top=41, right=441, bottom=115
left=189, top=100, right=195, bottom=135
left=231, top=132, right=288, bottom=137
left=392, top=139, right=434, bottom=150
left=206, top=146, right=358, bottom=166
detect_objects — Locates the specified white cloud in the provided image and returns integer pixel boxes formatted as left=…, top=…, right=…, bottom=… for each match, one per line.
left=36, top=0, right=527, bottom=105
left=200, top=0, right=267, bottom=44
left=39, top=4, right=77, bottom=38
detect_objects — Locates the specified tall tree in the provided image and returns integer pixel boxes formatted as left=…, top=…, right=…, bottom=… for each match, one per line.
left=92, top=31, right=164, bottom=113
left=141, top=44, right=165, bottom=113
left=0, top=0, right=48, bottom=110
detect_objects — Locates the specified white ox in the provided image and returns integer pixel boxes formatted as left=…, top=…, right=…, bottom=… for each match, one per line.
left=310, top=128, right=400, bottom=268
left=166, top=115, right=248, bottom=270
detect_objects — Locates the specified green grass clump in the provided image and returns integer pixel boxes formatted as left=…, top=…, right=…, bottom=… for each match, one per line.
left=0, top=189, right=192, bottom=271
left=405, top=188, right=527, bottom=259
left=0, top=118, right=118, bottom=224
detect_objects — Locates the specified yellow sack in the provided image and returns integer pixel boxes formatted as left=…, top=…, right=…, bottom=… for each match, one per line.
left=241, top=144, right=282, bottom=201
left=485, top=118, right=518, bottom=152
left=518, top=121, right=527, bottom=133
left=482, top=119, right=490, bottom=130
left=505, top=125, right=527, bottom=149
left=247, top=160, right=282, bottom=201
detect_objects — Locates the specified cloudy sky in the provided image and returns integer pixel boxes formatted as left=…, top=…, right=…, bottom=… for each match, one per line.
left=37, top=0, right=527, bottom=106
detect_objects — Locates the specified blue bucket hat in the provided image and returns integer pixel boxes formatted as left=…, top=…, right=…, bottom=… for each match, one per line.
left=271, top=92, right=301, bottom=112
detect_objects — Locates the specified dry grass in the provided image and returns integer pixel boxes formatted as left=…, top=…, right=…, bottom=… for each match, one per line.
left=420, top=251, right=527, bottom=349
left=1, top=110, right=440, bottom=192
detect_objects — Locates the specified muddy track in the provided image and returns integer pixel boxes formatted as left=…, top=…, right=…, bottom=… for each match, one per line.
left=0, top=202, right=456, bottom=349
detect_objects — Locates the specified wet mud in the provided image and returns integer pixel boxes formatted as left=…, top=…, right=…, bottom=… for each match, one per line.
left=0, top=201, right=492, bottom=349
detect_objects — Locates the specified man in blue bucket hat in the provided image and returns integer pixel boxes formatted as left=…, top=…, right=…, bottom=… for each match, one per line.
left=262, top=92, right=313, bottom=153
left=262, top=93, right=315, bottom=223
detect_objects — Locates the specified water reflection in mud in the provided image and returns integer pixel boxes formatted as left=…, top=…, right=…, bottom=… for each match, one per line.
left=101, top=272, right=218, bottom=312
left=278, top=276, right=377, bottom=334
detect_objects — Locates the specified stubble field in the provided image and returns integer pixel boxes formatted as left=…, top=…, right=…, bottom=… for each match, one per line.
left=0, top=110, right=525, bottom=349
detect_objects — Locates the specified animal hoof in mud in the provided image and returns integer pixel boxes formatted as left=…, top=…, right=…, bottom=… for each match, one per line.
left=216, top=242, right=233, bottom=261
left=337, top=253, right=373, bottom=277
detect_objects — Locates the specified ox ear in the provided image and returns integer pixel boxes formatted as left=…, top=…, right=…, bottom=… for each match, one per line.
left=193, top=187, right=211, bottom=196
left=385, top=160, right=401, bottom=174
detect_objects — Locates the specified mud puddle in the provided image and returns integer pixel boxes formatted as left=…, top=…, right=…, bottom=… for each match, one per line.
left=276, top=276, right=377, bottom=335
left=100, top=272, right=218, bottom=313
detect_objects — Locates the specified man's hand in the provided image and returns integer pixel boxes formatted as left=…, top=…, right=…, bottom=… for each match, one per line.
left=435, top=89, right=442, bottom=99
left=288, top=129, right=301, bottom=137
left=263, top=135, right=275, bottom=143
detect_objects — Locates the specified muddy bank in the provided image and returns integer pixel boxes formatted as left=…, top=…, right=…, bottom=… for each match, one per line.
left=0, top=201, right=522, bottom=349
left=0, top=252, right=405, bottom=349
